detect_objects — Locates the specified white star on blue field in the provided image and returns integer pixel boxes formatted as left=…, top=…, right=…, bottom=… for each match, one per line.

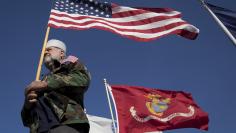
left=53, top=0, right=111, bottom=17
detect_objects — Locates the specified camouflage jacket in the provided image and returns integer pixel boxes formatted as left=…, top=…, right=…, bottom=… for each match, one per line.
left=21, top=56, right=91, bottom=133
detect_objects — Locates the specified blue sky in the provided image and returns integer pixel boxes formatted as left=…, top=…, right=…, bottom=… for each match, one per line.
left=0, top=0, right=235, bottom=133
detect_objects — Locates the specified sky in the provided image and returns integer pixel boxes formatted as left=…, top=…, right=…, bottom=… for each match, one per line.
left=0, top=0, right=236, bottom=133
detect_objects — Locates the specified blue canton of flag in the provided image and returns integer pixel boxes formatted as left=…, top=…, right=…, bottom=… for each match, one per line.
left=48, top=0, right=199, bottom=42
left=53, top=0, right=112, bottom=18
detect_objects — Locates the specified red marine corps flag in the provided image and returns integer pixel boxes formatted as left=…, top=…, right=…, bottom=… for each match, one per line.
left=108, top=85, right=209, bottom=133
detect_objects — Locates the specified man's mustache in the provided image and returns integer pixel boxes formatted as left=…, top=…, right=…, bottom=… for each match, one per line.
left=44, top=53, right=51, bottom=57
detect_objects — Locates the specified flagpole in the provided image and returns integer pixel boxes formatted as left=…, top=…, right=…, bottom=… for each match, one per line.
left=35, top=26, right=51, bottom=80
left=104, top=79, right=117, bottom=133
left=198, top=0, right=236, bottom=46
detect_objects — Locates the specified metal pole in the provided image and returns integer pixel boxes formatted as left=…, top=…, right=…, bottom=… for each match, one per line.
left=104, top=79, right=117, bottom=133
left=198, top=0, right=236, bottom=46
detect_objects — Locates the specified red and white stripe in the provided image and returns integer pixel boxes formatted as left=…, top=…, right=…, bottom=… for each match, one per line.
left=48, top=4, right=199, bottom=42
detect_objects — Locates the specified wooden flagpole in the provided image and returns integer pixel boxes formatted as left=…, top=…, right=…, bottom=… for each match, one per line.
left=103, top=79, right=117, bottom=133
left=198, top=0, right=236, bottom=46
left=35, top=26, right=51, bottom=80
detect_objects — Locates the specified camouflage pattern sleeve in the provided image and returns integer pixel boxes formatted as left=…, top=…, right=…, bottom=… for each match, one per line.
left=46, top=62, right=90, bottom=91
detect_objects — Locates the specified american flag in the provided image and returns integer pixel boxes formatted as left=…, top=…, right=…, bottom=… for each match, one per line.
left=48, top=0, right=199, bottom=42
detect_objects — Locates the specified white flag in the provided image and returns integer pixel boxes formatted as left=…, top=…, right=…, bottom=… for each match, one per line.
left=87, top=114, right=114, bottom=133
left=87, top=114, right=163, bottom=133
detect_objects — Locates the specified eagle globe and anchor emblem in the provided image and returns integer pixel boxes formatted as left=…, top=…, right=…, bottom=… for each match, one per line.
left=145, top=94, right=171, bottom=117
left=129, top=93, right=195, bottom=123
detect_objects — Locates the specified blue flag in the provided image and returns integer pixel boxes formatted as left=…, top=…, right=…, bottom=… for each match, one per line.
left=206, top=3, right=236, bottom=38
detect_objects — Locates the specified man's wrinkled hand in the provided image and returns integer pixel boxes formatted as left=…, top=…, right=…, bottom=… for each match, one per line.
left=24, top=81, right=47, bottom=109
left=25, top=81, right=48, bottom=95
left=24, top=91, right=38, bottom=109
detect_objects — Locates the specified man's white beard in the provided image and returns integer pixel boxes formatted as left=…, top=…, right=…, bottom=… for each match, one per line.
left=44, top=55, right=60, bottom=71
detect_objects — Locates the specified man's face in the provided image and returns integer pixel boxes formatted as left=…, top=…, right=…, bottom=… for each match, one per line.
left=44, top=47, right=64, bottom=70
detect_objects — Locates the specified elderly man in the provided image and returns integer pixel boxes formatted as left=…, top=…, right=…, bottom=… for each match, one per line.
left=21, top=39, right=90, bottom=133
